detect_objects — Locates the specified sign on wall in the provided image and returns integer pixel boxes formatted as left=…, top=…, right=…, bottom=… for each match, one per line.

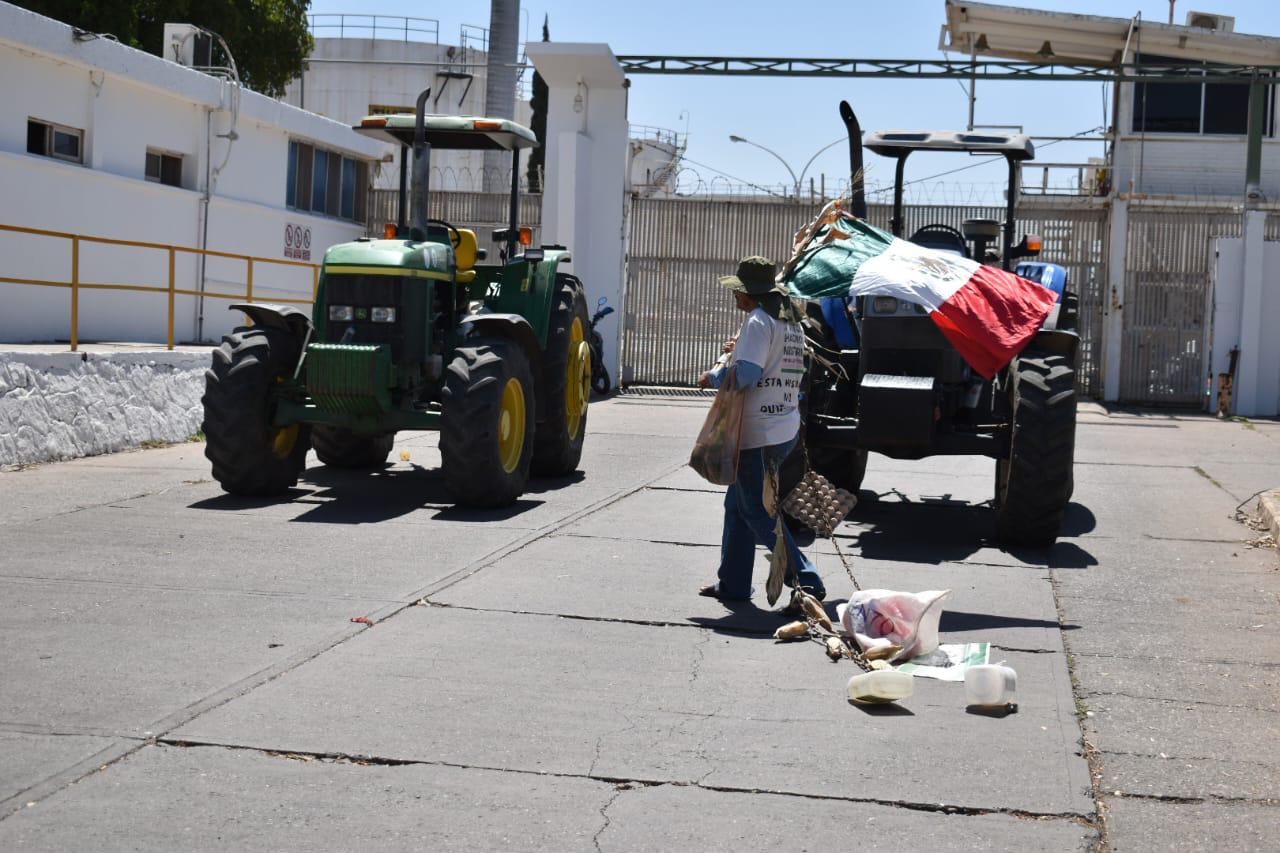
left=284, top=223, right=311, bottom=260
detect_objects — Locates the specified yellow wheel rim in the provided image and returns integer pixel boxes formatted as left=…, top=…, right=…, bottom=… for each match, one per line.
left=566, top=317, right=591, bottom=441
left=498, top=377, right=526, bottom=474
left=271, top=424, right=299, bottom=459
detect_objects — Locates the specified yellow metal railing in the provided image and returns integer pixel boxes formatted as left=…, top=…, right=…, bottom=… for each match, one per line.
left=0, top=223, right=321, bottom=351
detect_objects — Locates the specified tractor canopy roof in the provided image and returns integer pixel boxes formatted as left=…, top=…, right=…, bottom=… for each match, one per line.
left=865, top=130, right=1035, bottom=161
left=354, top=114, right=539, bottom=151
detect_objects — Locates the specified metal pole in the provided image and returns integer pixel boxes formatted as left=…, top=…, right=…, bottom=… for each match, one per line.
left=1002, top=157, right=1017, bottom=270
left=729, top=134, right=798, bottom=199
left=246, top=257, right=254, bottom=303
left=1245, top=78, right=1266, bottom=203
left=508, top=148, right=521, bottom=258
left=167, top=247, right=175, bottom=350
left=891, top=157, right=908, bottom=237
left=397, top=144, right=408, bottom=232
left=70, top=235, right=79, bottom=351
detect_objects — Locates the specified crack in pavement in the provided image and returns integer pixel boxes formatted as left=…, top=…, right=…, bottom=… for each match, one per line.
left=420, top=597, right=784, bottom=637
left=592, top=785, right=626, bottom=853
left=1102, top=790, right=1279, bottom=807
left=1081, top=689, right=1280, bottom=714
left=0, top=460, right=690, bottom=821
left=1097, top=747, right=1280, bottom=770
left=151, top=738, right=1099, bottom=826
left=1071, top=651, right=1280, bottom=670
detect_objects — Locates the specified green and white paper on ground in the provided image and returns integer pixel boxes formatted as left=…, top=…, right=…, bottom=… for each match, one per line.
left=896, top=643, right=990, bottom=681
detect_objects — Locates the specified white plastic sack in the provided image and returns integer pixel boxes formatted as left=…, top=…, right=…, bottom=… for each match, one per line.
left=836, top=589, right=951, bottom=663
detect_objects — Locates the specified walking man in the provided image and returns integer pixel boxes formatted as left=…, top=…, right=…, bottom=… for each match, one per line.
left=697, top=256, right=826, bottom=603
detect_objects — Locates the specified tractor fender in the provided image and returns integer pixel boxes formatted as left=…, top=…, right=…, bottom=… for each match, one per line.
left=1029, top=328, right=1079, bottom=363
left=230, top=303, right=313, bottom=342
left=459, top=313, right=542, bottom=373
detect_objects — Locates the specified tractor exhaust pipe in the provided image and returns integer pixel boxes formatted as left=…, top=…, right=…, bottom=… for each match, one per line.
left=839, top=101, right=867, bottom=219
left=411, top=87, right=432, bottom=239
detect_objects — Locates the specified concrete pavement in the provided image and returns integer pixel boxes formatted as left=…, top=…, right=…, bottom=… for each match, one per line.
left=0, top=397, right=1276, bottom=850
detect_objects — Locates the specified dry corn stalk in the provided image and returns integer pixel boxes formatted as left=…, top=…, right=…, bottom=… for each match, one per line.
left=773, top=620, right=810, bottom=641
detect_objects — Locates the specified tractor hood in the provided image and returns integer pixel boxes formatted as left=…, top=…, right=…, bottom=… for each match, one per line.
left=323, top=239, right=453, bottom=278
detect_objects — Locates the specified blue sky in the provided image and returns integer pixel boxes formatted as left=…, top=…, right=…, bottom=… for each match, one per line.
left=307, top=0, right=1280, bottom=200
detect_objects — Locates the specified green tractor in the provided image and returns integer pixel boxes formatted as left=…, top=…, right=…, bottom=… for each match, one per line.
left=201, top=91, right=593, bottom=506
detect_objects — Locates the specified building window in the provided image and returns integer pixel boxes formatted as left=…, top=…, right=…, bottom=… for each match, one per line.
left=1133, top=55, right=1273, bottom=136
left=287, top=140, right=368, bottom=223
left=145, top=149, right=183, bottom=187
left=27, top=118, right=83, bottom=164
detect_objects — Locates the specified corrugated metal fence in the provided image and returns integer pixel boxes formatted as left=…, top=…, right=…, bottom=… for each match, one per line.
left=1121, top=208, right=1241, bottom=405
left=622, top=197, right=1108, bottom=395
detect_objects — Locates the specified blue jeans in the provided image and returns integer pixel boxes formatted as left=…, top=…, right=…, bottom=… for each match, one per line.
left=717, top=436, right=825, bottom=600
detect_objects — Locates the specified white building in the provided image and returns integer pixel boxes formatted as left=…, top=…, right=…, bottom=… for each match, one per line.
left=281, top=22, right=533, bottom=192
left=0, top=2, right=383, bottom=345
left=282, top=16, right=683, bottom=198
left=943, top=0, right=1280, bottom=200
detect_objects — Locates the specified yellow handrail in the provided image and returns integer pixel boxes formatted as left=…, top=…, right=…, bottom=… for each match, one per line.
left=0, top=222, right=322, bottom=351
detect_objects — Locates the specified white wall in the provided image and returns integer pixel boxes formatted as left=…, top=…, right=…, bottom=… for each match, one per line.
left=1209, top=230, right=1280, bottom=417
left=528, top=44, right=630, bottom=386
left=0, top=2, right=383, bottom=345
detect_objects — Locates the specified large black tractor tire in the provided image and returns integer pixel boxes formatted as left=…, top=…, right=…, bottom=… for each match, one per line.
left=312, top=427, right=394, bottom=469
left=440, top=337, right=536, bottom=507
left=532, top=275, right=591, bottom=476
left=809, top=446, right=869, bottom=494
left=202, top=326, right=310, bottom=496
left=993, top=352, right=1077, bottom=546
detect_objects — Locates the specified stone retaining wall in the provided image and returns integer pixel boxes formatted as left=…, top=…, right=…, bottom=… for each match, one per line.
left=0, top=351, right=208, bottom=468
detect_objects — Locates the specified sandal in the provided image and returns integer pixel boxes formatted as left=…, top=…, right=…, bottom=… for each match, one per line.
left=698, top=582, right=749, bottom=601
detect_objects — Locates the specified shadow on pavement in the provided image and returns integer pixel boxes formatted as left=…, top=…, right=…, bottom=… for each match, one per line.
left=940, top=610, right=1078, bottom=632
left=845, top=492, right=1099, bottom=569
left=189, top=463, right=585, bottom=524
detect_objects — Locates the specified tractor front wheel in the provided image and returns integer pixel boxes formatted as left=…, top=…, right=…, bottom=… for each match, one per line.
left=313, top=426, right=394, bottom=469
left=440, top=337, right=536, bottom=507
left=202, top=327, right=310, bottom=496
left=993, top=351, right=1077, bottom=546
left=532, top=275, right=591, bottom=476
left=810, top=446, right=869, bottom=494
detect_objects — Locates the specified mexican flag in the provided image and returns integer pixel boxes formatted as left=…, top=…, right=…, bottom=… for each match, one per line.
left=780, top=203, right=1058, bottom=379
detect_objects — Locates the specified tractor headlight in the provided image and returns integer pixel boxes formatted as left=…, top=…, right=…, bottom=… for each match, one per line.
left=328, top=305, right=354, bottom=322
left=872, top=296, right=899, bottom=314
left=371, top=306, right=397, bottom=323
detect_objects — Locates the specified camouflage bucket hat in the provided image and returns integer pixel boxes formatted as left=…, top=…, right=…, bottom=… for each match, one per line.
left=718, top=255, right=780, bottom=296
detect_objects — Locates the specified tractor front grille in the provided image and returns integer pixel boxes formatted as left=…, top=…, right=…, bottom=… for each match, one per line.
left=323, top=273, right=407, bottom=357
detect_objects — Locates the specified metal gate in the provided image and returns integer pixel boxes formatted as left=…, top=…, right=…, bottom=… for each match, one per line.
left=1121, top=208, right=1241, bottom=405
left=623, top=196, right=1107, bottom=394
left=366, top=189, right=542, bottom=243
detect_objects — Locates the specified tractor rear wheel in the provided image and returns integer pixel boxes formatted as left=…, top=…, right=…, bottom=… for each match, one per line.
left=810, top=446, right=869, bottom=494
left=532, top=275, right=591, bottom=476
left=994, top=351, right=1076, bottom=546
left=312, top=427, right=394, bottom=469
left=440, top=337, right=536, bottom=507
left=202, top=326, right=309, bottom=496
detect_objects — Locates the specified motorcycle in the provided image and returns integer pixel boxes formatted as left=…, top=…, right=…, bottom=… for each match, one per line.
left=588, top=296, right=614, bottom=396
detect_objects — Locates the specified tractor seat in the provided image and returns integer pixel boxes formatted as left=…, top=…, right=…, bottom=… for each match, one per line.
left=454, top=228, right=479, bottom=284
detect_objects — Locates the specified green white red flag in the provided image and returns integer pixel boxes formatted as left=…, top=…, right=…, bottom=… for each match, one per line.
left=781, top=203, right=1058, bottom=378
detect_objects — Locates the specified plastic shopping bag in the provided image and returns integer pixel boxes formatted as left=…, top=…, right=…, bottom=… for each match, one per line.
left=836, top=589, right=952, bottom=663
left=688, top=366, right=747, bottom=485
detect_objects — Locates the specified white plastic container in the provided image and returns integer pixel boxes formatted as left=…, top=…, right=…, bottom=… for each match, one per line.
left=964, top=664, right=1018, bottom=708
left=846, top=670, right=914, bottom=704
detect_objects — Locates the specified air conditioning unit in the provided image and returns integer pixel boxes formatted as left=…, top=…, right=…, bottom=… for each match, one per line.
left=1185, top=11, right=1235, bottom=33
left=162, top=23, right=213, bottom=68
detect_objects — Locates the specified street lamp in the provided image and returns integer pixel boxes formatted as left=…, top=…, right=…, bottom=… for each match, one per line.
left=729, top=134, right=844, bottom=199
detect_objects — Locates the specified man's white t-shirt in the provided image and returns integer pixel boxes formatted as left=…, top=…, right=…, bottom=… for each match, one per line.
left=732, top=307, right=805, bottom=450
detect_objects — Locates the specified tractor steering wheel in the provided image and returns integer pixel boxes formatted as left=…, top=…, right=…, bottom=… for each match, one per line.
left=909, top=224, right=969, bottom=257
left=425, top=218, right=461, bottom=248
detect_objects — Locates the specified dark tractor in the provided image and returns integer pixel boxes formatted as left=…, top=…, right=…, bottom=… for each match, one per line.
left=800, top=102, right=1079, bottom=546
left=202, top=90, right=593, bottom=506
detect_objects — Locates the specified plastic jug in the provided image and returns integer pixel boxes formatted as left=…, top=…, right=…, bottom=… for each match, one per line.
left=964, top=664, right=1018, bottom=708
left=846, top=670, right=914, bottom=704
